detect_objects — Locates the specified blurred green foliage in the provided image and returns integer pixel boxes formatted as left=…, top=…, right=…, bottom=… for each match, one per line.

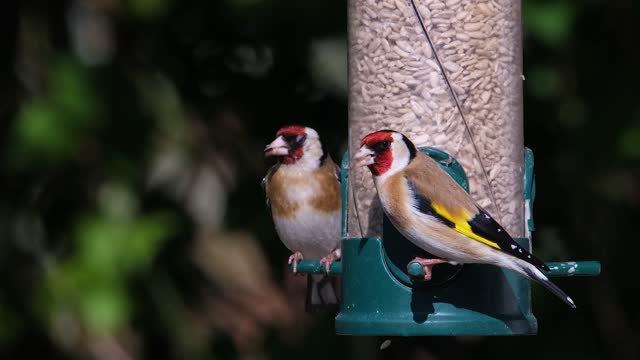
left=619, top=122, right=640, bottom=158
left=13, top=57, right=100, bottom=166
left=527, top=66, right=561, bottom=99
left=524, top=1, right=575, bottom=48
left=126, top=0, right=170, bottom=19
left=42, top=183, right=175, bottom=333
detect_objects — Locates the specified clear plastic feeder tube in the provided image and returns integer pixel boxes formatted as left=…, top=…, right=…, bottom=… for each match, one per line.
left=348, top=0, right=524, bottom=238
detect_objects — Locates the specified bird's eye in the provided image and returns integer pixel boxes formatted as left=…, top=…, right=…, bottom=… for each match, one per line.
left=376, top=140, right=390, bottom=152
left=284, top=134, right=306, bottom=147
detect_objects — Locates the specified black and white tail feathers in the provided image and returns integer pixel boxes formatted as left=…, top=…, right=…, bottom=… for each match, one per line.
left=523, top=264, right=576, bottom=308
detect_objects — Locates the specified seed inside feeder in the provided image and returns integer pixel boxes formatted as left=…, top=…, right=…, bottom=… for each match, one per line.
left=348, top=0, right=524, bottom=238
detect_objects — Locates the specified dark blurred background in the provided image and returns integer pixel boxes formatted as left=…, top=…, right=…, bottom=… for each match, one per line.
left=0, top=0, right=638, bottom=359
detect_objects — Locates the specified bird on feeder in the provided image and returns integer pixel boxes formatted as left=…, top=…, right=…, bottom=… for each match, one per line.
left=263, top=125, right=342, bottom=310
left=353, top=129, right=576, bottom=308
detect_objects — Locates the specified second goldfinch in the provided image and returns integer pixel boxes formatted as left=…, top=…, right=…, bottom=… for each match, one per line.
left=263, top=125, right=341, bottom=310
left=353, top=130, right=576, bottom=308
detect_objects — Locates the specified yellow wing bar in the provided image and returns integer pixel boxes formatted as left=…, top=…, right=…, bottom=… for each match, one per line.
left=431, top=202, right=501, bottom=249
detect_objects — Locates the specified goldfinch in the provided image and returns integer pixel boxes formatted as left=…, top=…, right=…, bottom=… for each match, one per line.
left=353, top=130, right=576, bottom=308
left=262, top=125, right=341, bottom=310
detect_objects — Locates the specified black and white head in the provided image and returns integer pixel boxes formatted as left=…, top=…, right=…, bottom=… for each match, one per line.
left=264, top=125, right=324, bottom=169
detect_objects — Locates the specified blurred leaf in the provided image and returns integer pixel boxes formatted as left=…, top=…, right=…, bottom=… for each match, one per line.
left=527, top=66, right=561, bottom=99
left=76, top=217, right=128, bottom=276
left=0, top=300, right=22, bottom=343
left=619, top=125, right=640, bottom=158
left=74, top=209, right=175, bottom=276
left=310, top=38, right=348, bottom=97
left=41, top=180, right=176, bottom=336
left=125, top=213, right=175, bottom=270
left=135, top=75, right=188, bottom=142
left=125, top=0, right=170, bottom=19
left=98, top=183, right=138, bottom=220
left=524, top=1, right=575, bottom=47
left=14, top=100, right=71, bottom=160
left=10, top=57, right=100, bottom=167
left=80, top=282, right=129, bottom=332
left=49, top=57, right=98, bottom=122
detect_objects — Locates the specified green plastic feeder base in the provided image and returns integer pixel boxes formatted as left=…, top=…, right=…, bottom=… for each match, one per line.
left=335, top=237, right=538, bottom=336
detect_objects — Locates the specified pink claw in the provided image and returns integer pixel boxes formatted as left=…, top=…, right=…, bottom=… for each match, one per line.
left=409, top=257, right=449, bottom=281
left=319, top=248, right=341, bottom=273
left=288, top=252, right=304, bottom=273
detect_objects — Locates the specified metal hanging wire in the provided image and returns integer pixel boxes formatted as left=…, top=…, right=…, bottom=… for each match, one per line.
left=407, top=0, right=504, bottom=222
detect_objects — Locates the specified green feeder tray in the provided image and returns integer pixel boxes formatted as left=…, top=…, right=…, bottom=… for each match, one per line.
left=290, top=147, right=600, bottom=336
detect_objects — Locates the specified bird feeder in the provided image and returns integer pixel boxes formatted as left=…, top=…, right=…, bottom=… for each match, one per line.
left=288, top=0, right=600, bottom=335
left=290, top=147, right=600, bottom=336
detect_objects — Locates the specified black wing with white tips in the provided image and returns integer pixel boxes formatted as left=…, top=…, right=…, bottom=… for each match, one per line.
left=468, top=206, right=550, bottom=271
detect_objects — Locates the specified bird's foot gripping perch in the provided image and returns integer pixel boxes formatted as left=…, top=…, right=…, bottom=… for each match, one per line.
left=319, top=249, right=342, bottom=273
left=288, top=251, right=304, bottom=273
left=407, top=257, right=449, bottom=281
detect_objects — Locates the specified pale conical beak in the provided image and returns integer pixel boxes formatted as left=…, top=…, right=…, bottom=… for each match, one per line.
left=352, top=147, right=375, bottom=168
left=264, top=136, right=289, bottom=157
